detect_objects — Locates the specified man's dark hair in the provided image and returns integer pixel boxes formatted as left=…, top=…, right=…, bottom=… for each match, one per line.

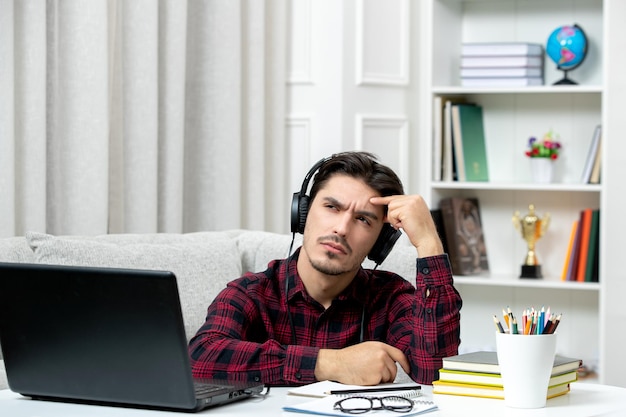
left=309, top=152, right=404, bottom=211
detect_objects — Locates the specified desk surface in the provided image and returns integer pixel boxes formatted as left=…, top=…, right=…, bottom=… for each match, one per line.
left=1, top=383, right=625, bottom=416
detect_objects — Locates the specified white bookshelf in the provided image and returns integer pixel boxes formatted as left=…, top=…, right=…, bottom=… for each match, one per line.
left=418, top=0, right=626, bottom=386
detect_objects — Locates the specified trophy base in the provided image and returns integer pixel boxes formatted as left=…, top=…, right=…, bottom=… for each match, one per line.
left=520, top=264, right=542, bottom=279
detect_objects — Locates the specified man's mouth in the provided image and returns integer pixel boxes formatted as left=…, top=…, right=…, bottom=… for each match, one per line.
left=318, top=236, right=351, bottom=255
left=321, top=242, right=346, bottom=255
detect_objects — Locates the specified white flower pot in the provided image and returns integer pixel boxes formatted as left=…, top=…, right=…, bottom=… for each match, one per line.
left=530, top=158, right=554, bottom=183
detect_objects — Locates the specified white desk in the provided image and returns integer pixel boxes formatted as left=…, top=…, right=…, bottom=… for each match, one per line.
left=1, top=383, right=625, bottom=416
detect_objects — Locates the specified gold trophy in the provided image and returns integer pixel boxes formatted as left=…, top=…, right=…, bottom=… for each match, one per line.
left=512, top=204, right=550, bottom=278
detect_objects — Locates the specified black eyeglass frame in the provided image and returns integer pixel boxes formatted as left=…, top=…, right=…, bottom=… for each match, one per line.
left=332, top=395, right=414, bottom=414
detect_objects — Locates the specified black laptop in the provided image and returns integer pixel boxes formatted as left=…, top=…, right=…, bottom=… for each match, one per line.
left=0, top=262, right=265, bottom=412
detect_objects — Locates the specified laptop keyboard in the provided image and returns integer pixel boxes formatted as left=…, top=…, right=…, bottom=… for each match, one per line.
left=194, top=382, right=228, bottom=398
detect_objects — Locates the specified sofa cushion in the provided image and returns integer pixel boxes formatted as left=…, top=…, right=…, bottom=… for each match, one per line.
left=234, top=230, right=299, bottom=273
left=26, top=231, right=242, bottom=340
left=0, top=236, right=36, bottom=263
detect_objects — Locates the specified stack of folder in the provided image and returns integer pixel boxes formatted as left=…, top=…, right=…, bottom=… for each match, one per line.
left=433, top=351, right=581, bottom=400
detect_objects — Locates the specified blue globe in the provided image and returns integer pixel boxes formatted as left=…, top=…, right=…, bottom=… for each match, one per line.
left=546, top=24, right=588, bottom=71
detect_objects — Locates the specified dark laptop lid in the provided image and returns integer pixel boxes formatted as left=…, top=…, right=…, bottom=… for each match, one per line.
left=0, top=262, right=263, bottom=411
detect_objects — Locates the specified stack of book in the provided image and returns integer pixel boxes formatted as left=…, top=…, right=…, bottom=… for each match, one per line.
left=460, top=42, right=544, bottom=87
left=433, top=351, right=581, bottom=400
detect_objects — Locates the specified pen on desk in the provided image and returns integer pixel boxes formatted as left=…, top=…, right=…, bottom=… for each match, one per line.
left=325, top=385, right=421, bottom=395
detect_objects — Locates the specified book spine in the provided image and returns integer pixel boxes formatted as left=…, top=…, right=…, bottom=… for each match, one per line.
left=461, top=43, right=543, bottom=56
left=580, top=125, right=602, bottom=183
left=461, top=77, right=543, bottom=87
left=439, top=198, right=462, bottom=275
left=561, top=220, right=578, bottom=281
left=584, top=209, right=600, bottom=282
left=576, top=209, right=593, bottom=282
left=451, top=105, right=466, bottom=181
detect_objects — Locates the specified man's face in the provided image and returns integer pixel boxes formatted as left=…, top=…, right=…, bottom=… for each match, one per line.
left=301, top=174, right=385, bottom=276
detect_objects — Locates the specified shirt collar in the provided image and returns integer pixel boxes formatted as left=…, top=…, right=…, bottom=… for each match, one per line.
left=284, top=248, right=369, bottom=306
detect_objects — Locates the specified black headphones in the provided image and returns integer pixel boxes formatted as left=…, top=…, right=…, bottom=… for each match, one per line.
left=290, top=156, right=402, bottom=265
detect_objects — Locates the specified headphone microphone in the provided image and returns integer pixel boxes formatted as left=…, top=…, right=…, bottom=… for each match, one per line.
left=290, top=156, right=401, bottom=265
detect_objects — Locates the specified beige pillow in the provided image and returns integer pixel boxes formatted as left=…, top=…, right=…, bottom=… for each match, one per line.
left=26, top=231, right=242, bottom=340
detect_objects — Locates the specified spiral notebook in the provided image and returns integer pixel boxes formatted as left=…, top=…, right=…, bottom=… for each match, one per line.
left=285, top=381, right=437, bottom=416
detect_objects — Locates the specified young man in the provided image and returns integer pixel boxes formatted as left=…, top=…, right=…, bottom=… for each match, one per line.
left=188, top=152, right=461, bottom=386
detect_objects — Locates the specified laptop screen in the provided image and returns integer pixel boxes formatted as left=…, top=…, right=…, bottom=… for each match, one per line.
left=0, top=262, right=263, bottom=411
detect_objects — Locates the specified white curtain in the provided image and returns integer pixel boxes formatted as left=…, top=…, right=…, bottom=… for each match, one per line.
left=0, top=0, right=287, bottom=237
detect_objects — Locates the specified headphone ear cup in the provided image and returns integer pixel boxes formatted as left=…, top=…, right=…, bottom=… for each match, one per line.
left=290, top=193, right=302, bottom=234
left=368, top=224, right=402, bottom=265
left=297, top=195, right=310, bottom=234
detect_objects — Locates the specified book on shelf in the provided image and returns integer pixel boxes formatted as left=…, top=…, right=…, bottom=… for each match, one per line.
left=430, top=209, right=449, bottom=255
left=562, top=209, right=600, bottom=282
left=461, top=55, right=544, bottom=68
left=441, top=351, right=582, bottom=376
left=589, top=134, right=603, bottom=184
left=460, top=67, right=543, bottom=78
left=438, top=197, right=489, bottom=275
left=432, top=380, right=570, bottom=400
left=461, top=42, right=544, bottom=57
left=450, top=103, right=489, bottom=182
left=561, top=220, right=579, bottom=281
left=435, top=97, right=467, bottom=182
left=432, top=96, right=443, bottom=181
left=575, top=209, right=593, bottom=282
left=580, top=125, right=602, bottom=183
left=585, top=209, right=600, bottom=282
left=461, top=77, right=543, bottom=87
left=437, top=368, right=577, bottom=388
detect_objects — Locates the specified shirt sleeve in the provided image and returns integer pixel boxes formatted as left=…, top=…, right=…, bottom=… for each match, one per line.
left=407, top=254, right=462, bottom=384
left=187, top=285, right=320, bottom=386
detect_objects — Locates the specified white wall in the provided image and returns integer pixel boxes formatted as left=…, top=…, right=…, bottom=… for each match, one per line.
left=286, top=0, right=422, bottom=194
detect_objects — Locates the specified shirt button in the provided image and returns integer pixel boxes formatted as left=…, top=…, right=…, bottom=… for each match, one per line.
left=426, top=308, right=433, bottom=314
left=254, top=376, right=261, bottom=382
left=421, top=267, right=430, bottom=274
left=295, top=373, right=302, bottom=380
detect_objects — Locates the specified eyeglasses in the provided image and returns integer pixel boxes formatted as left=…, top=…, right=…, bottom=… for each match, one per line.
left=333, top=396, right=414, bottom=414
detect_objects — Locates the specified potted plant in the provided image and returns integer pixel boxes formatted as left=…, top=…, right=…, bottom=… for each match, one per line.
left=525, top=131, right=562, bottom=182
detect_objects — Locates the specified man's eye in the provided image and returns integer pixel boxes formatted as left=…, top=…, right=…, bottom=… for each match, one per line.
left=357, top=216, right=371, bottom=225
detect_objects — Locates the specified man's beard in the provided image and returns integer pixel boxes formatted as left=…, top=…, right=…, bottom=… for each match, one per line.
left=309, top=253, right=350, bottom=276
left=308, top=235, right=361, bottom=276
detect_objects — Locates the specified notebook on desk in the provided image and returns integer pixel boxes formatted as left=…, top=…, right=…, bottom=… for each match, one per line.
left=0, top=262, right=264, bottom=412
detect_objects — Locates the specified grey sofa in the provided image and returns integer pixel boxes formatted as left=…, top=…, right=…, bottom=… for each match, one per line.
left=0, top=229, right=418, bottom=390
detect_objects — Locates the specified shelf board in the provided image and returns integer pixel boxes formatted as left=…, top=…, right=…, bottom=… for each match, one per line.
left=452, top=275, right=600, bottom=291
left=432, top=85, right=603, bottom=95
left=431, top=181, right=602, bottom=192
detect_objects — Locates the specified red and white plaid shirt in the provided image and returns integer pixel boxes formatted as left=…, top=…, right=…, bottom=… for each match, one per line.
left=188, top=248, right=461, bottom=386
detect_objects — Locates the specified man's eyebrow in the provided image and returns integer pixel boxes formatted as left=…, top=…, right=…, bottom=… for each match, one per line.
left=322, top=196, right=380, bottom=221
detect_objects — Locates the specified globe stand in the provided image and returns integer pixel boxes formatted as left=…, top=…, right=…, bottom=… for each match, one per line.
left=553, top=69, right=578, bottom=85
left=547, top=24, right=587, bottom=87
